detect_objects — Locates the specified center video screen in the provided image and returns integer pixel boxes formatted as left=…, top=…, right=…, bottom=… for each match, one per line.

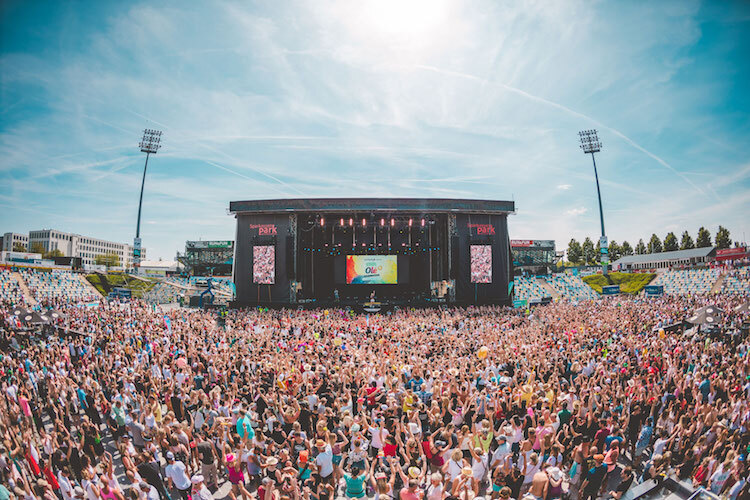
left=253, top=245, right=275, bottom=284
left=470, top=245, right=492, bottom=283
left=346, top=255, right=397, bottom=284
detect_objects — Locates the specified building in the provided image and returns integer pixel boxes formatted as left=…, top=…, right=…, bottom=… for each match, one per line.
left=137, top=260, right=181, bottom=277
left=611, top=247, right=716, bottom=271
left=178, top=240, right=234, bottom=276
left=511, top=239, right=556, bottom=275
left=229, top=198, right=515, bottom=307
left=26, top=229, right=144, bottom=269
left=2, top=232, right=29, bottom=252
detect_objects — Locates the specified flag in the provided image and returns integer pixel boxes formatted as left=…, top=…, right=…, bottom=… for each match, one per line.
left=164, top=315, right=172, bottom=334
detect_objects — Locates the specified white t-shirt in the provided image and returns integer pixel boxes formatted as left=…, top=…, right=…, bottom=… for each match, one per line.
left=316, top=445, right=334, bottom=478
left=166, top=460, right=192, bottom=490
left=368, top=427, right=388, bottom=449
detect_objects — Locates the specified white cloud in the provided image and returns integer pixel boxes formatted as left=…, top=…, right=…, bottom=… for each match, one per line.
left=565, top=207, right=588, bottom=216
left=557, top=184, right=572, bottom=190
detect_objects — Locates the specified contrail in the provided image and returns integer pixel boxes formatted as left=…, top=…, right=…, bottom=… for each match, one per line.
left=415, top=64, right=709, bottom=198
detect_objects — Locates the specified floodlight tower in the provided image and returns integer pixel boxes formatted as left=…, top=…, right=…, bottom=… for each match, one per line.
left=134, top=129, right=162, bottom=268
left=578, top=129, right=608, bottom=275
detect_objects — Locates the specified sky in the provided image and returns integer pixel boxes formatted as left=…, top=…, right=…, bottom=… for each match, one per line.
left=1, top=0, right=749, bottom=260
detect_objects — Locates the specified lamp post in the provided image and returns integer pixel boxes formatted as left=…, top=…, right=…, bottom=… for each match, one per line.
left=134, top=129, right=162, bottom=269
left=578, top=129, right=608, bottom=275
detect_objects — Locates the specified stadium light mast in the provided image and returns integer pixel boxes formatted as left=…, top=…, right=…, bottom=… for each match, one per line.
left=134, top=129, right=162, bottom=269
left=578, top=129, right=608, bottom=275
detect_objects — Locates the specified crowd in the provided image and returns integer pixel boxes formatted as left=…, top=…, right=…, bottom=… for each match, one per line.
left=1, top=293, right=749, bottom=500
left=470, top=247, right=492, bottom=284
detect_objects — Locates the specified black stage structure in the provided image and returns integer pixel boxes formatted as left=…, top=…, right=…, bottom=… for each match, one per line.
left=229, top=198, right=515, bottom=309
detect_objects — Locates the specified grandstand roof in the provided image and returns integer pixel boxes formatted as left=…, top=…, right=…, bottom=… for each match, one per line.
left=612, top=247, right=715, bottom=265
left=229, top=198, right=515, bottom=215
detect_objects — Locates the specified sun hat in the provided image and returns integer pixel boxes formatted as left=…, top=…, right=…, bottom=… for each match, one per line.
left=191, top=475, right=204, bottom=485
left=316, top=439, right=326, bottom=448
left=461, top=466, right=473, bottom=477
left=547, top=467, right=562, bottom=481
left=166, top=451, right=175, bottom=460
left=266, top=457, right=278, bottom=466
left=408, top=467, right=421, bottom=479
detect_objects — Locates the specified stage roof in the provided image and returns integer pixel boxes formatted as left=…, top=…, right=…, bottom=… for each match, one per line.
left=229, top=198, right=515, bottom=215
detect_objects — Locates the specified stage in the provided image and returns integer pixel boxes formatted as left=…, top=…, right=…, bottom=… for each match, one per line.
left=229, top=198, right=515, bottom=307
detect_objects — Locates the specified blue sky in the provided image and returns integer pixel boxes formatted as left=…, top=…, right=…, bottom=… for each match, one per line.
left=1, top=0, right=749, bottom=260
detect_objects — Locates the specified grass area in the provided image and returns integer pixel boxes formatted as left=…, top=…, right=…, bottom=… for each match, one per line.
left=86, top=272, right=159, bottom=298
left=583, top=272, right=656, bottom=295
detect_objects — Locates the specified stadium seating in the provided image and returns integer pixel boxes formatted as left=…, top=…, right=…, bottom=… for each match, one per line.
left=651, top=268, right=722, bottom=296
left=546, top=274, right=600, bottom=301
left=0, top=269, right=26, bottom=306
left=721, top=267, right=750, bottom=296
left=513, top=276, right=549, bottom=302
left=144, top=281, right=185, bottom=304
left=19, top=268, right=98, bottom=304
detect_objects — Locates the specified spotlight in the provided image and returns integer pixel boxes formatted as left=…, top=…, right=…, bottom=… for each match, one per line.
left=320, top=217, right=325, bottom=227
left=380, top=218, right=385, bottom=227
left=408, top=218, right=413, bottom=227
left=349, top=218, right=353, bottom=226
left=340, top=218, right=344, bottom=226
left=421, top=218, right=425, bottom=227
left=391, top=218, right=395, bottom=227
left=362, top=218, right=366, bottom=227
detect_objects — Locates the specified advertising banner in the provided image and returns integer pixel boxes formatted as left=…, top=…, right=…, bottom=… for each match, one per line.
left=346, top=255, right=397, bottom=284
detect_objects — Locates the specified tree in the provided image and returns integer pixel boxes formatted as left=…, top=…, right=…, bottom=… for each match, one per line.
left=44, top=249, right=64, bottom=259
left=648, top=234, right=662, bottom=254
left=95, top=252, right=121, bottom=268
left=30, top=242, right=45, bottom=254
left=12, top=242, right=27, bottom=252
left=608, top=240, right=621, bottom=262
left=621, top=240, right=633, bottom=256
left=696, top=227, right=712, bottom=248
left=663, top=232, right=678, bottom=252
left=582, top=237, right=596, bottom=264
left=680, top=231, right=694, bottom=250
left=715, top=226, right=731, bottom=249
left=635, top=239, right=646, bottom=255
left=567, top=238, right=582, bottom=264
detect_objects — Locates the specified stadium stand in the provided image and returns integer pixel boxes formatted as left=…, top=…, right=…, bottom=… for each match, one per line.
left=19, top=268, right=98, bottom=304
left=513, top=276, right=550, bottom=302
left=721, top=267, right=750, bottom=296
left=0, top=269, right=26, bottom=307
left=143, top=280, right=185, bottom=304
left=651, top=268, right=722, bottom=296
left=547, top=274, right=600, bottom=301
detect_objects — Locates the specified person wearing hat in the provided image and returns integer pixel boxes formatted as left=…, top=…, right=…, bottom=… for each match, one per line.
left=138, top=482, right=159, bottom=500
left=546, top=467, right=564, bottom=499
left=314, top=439, right=334, bottom=485
left=579, top=454, right=606, bottom=500
left=191, top=475, right=214, bottom=500
left=165, top=451, right=191, bottom=500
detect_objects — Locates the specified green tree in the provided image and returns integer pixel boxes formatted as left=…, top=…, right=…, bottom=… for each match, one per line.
left=608, top=240, right=621, bottom=262
left=12, top=242, right=27, bottom=252
left=30, top=242, right=45, bottom=254
left=648, top=234, right=662, bottom=254
left=679, top=231, right=694, bottom=250
left=582, top=237, right=596, bottom=264
left=620, top=240, right=633, bottom=256
left=635, top=239, right=646, bottom=255
left=95, top=252, right=121, bottom=268
left=567, top=238, right=582, bottom=264
left=663, top=232, right=678, bottom=252
left=44, top=249, right=64, bottom=259
left=696, top=227, right=712, bottom=248
left=715, top=225, right=731, bottom=249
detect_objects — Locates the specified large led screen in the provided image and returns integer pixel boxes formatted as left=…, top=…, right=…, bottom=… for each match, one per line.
left=470, top=245, right=492, bottom=283
left=253, top=246, right=275, bottom=284
left=346, top=255, right=397, bottom=284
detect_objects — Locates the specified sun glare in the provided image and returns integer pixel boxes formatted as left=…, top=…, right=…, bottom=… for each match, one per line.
left=359, top=0, right=451, bottom=43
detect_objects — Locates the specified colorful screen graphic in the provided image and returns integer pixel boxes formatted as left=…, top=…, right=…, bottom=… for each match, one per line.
left=470, top=245, right=492, bottom=283
left=253, top=246, right=275, bottom=284
left=346, top=255, right=397, bottom=284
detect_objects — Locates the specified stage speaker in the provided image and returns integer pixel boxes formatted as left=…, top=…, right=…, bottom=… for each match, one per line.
left=286, top=235, right=295, bottom=279
left=450, top=236, right=460, bottom=279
